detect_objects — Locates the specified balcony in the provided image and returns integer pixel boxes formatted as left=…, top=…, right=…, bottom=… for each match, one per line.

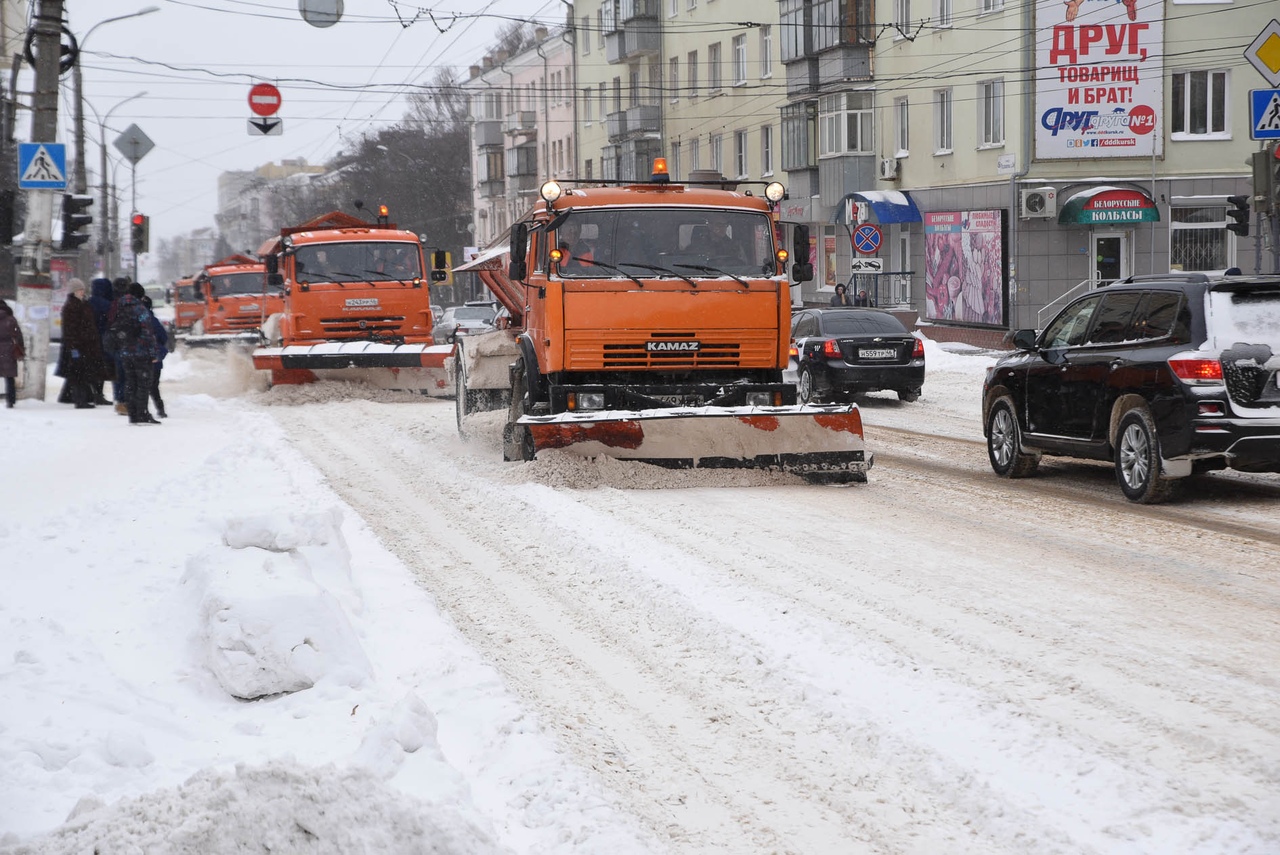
left=605, top=19, right=661, bottom=63
left=504, top=111, right=537, bottom=136
left=507, top=173, right=540, bottom=195
left=473, top=120, right=503, bottom=148
left=625, top=104, right=660, bottom=135
left=785, top=57, right=819, bottom=96
left=817, top=45, right=872, bottom=86
left=478, top=179, right=505, bottom=199
left=605, top=110, right=627, bottom=139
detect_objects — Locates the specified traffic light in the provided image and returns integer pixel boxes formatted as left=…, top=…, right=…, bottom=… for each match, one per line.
left=130, top=212, right=149, bottom=254
left=59, top=193, right=94, bottom=251
left=1252, top=148, right=1276, bottom=215
left=1225, top=195, right=1250, bottom=237
left=430, top=249, right=451, bottom=284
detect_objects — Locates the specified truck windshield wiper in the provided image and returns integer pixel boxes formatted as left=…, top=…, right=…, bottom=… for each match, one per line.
left=301, top=271, right=364, bottom=287
left=363, top=270, right=423, bottom=286
left=673, top=263, right=750, bottom=289
left=577, top=257, right=646, bottom=289
left=618, top=261, right=699, bottom=288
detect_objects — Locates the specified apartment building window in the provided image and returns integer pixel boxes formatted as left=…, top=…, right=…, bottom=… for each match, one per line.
left=894, top=97, right=909, bottom=157
left=979, top=79, right=1004, bottom=147
left=761, top=125, right=774, bottom=175
left=598, top=84, right=607, bottom=122
left=581, top=16, right=591, bottom=54
left=670, top=141, right=681, bottom=180
left=669, top=57, right=679, bottom=102
left=819, top=91, right=873, bottom=156
left=597, top=10, right=605, bottom=50
left=1172, top=70, right=1228, bottom=136
left=668, top=0, right=678, bottom=15
left=711, top=134, right=723, bottom=173
left=1170, top=202, right=1229, bottom=270
left=687, top=0, right=696, bottom=9
left=629, top=69, right=641, bottom=106
left=734, top=130, right=748, bottom=177
left=613, top=76, right=623, bottom=113
left=936, top=0, right=952, bottom=27
left=584, top=89, right=594, bottom=123
left=732, top=35, right=747, bottom=85
left=690, top=137, right=701, bottom=171
left=481, top=150, right=503, bottom=182
left=601, top=1, right=616, bottom=34
left=934, top=88, right=952, bottom=153
left=781, top=101, right=817, bottom=170
left=649, top=59, right=662, bottom=104
left=979, top=0, right=1003, bottom=12
left=813, top=0, right=839, bottom=51
left=760, top=25, right=773, bottom=78
left=708, top=43, right=722, bottom=92
left=893, top=0, right=910, bottom=33
left=781, top=0, right=806, bottom=62
left=688, top=50, right=699, bottom=96
left=585, top=158, right=593, bottom=180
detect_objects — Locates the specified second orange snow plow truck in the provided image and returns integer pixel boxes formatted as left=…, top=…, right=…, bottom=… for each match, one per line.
left=453, top=160, right=871, bottom=482
left=166, top=275, right=205, bottom=341
left=185, top=255, right=280, bottom=348
left=251, top=210, right=453, bottom=393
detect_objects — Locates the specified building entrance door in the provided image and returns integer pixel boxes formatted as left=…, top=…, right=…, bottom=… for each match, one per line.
left=1091, top=232, right=1129, bottom=285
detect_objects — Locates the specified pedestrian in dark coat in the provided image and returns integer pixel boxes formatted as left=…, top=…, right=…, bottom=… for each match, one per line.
left=87, top=277, right=115, bottom=404
left=107, top=278, right=132, bottom=413
left=830, top=284, right=854, bottom=306
left=141, top=295, right=168, bottom=418
left=853, top=288, right=871, bottom=307
left=55, top=280, right=109, bottom=408
left=0, top=299, right=24, bottom=408
left=114, top=286, right=161, bottom=425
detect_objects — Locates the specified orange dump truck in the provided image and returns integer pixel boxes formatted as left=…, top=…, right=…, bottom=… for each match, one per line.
left=167, top=275, right=205, bottom=340
left=186, top=254, right=281, bottom=348
left=251, top=211, right=453, bottom=393
left=452, top=161, right=870, bottom=482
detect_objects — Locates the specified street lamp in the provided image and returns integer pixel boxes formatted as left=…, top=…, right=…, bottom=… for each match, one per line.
left=72, top=6, right=160, bottom=195
left=86, top=92, right=146, bottom=277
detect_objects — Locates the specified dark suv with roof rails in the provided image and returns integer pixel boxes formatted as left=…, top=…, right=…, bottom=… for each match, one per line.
left=982, top=272, right=1280, bottom=503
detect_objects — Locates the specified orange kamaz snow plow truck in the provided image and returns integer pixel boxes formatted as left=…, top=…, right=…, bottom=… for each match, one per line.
left=166, top=274, right=205, bottom=341
left=452, top=160, right=871, bottom=482
left=251, top=210, right=453, bottom=393
left=185, top=254, right=280, bottom=348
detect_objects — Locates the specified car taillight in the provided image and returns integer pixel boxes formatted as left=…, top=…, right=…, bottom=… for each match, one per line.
left=911, top=336, right=925, bottom=358
left=788, top=343, right=798, bottom=360
left=1168, top=355, right=1223, bottom=385
left=822, top=339, right=841, bottom=358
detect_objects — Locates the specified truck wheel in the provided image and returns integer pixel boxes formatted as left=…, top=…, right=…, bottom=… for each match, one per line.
left=1115, top=407, right=1179, bottom=504
left=502, top=357, right=535, bottom=462
left=986, top=396, right=1039, bottom=478
left=454, top=341, right=470, bottom=439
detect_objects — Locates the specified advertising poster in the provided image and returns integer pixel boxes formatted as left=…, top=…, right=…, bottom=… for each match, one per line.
left=1034, top=0, right=1163, bottom=159
left=924, top=210, right=1007, bottom=326
left=824, top=235, right=837, bottom=286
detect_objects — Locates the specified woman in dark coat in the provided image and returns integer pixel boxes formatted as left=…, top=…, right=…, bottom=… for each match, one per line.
left=55, top=280, right=110, bottom=408
left=0, top=298, right=24, bottom=408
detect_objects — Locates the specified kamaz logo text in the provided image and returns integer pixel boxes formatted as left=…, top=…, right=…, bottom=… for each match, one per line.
left=646, top=340, right=701, bottom=352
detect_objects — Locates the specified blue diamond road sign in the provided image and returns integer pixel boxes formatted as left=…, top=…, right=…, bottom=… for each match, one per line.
left=1251, top=89, right=1280, bottom=140
left=17, top=142, right=67, bottom=190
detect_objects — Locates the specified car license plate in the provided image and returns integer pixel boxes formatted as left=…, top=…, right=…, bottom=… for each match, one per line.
left=860, top=347, right=896, bottom=359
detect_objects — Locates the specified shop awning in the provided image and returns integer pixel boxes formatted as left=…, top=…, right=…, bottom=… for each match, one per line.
left=833, top=191, right=923, bottom=225
left=1058, top=186, right=1160, bottom=224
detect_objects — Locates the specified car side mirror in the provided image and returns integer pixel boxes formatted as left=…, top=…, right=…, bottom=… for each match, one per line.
left=1011, top=328, right=1038, bottom=351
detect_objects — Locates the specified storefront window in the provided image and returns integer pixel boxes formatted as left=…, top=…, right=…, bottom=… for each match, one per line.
left=1170, top=203, right=1228, bottom=271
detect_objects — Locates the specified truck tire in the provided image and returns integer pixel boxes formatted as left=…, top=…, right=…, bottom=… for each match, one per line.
left=455, top=341, right=470, bottom=439
left=1115, top=407, right=1179, bottom=504
left=502, top=356, right=535, bottom=462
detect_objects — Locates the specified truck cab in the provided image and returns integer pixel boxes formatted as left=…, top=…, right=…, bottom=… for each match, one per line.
left=189, top=254, right=280, bottom=345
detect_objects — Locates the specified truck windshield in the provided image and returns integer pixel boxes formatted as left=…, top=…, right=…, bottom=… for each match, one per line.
left=554, top=207, right=776, bottom=279
left=209, top=272, right=265, bottom=298
left=175, top=285, right=201, bottom=302
left=293, top=241, right=423, bottom=283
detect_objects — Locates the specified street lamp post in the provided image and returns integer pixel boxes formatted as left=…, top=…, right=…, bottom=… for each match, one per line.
left=71, top=7, right=159, bottom=195
left=86, top=93, right=146, bottom=278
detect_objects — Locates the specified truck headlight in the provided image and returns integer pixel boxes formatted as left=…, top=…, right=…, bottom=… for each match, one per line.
left=746, top=391, right=773, bottom=407
left=574, top=391, right=605, bottom=411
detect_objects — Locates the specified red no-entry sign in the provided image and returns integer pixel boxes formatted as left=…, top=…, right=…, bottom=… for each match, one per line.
left=248, top=83, right=282, bottom=117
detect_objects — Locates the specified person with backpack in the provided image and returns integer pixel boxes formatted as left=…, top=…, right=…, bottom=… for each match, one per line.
left=87, top=277, right=116, bottom=405
left=110, top=283, right=161, bottom=425
left=141, top=295, right=169, bottom=418
left=105, top=278, right=131, bottom=414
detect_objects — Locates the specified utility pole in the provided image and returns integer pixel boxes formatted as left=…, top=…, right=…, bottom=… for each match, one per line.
left=16, top=0, right=65, bottom=401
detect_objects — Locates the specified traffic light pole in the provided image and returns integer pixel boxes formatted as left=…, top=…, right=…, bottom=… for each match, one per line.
left=15, top=0, right=65, bottom=401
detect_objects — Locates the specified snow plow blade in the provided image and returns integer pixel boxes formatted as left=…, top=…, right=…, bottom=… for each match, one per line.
left=252, top=342, right=455, bottom=394
left=520, top=404, right=871, bottom=482
left=182, top=332, right=261, bottom=349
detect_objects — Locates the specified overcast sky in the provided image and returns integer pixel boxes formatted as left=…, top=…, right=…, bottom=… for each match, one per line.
left=49, top=0, right=565, bottom=246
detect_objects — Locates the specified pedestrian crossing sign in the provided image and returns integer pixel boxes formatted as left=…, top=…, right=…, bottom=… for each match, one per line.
left=1251, top=89, right=1280, bottom=140
left=18, top=142, right=67, bottom=189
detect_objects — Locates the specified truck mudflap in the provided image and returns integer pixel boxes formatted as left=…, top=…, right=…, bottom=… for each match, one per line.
left=518, top=404, right=871, bottom=483
left=252, top=342, right=456, bottom=394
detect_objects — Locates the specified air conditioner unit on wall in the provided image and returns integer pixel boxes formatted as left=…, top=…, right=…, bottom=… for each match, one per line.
left=878, top=158, right=899, bottom=181
left=1020, top=187, right=1058, bottom=219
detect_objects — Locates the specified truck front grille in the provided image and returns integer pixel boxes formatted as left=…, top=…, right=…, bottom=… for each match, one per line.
left=565, top=331, right=777, bottom=370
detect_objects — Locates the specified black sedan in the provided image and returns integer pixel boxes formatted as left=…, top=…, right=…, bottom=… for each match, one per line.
left=788, top=308, right=926, bottom=403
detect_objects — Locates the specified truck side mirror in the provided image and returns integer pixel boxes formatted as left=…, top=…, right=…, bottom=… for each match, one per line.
left=791, top=224, right=813, bottom=283
left=267, top=272, right=284, bottom=287
left=264, top=255, right=278, bottom=275
left=508, top=223, right=529, bottom=282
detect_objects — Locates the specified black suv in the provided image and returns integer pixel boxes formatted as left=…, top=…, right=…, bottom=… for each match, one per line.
left=982, top=273, right=1280, bottom=503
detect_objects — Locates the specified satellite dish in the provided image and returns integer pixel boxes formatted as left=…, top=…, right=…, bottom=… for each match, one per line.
left=299, top=0, right=343, bottom=28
